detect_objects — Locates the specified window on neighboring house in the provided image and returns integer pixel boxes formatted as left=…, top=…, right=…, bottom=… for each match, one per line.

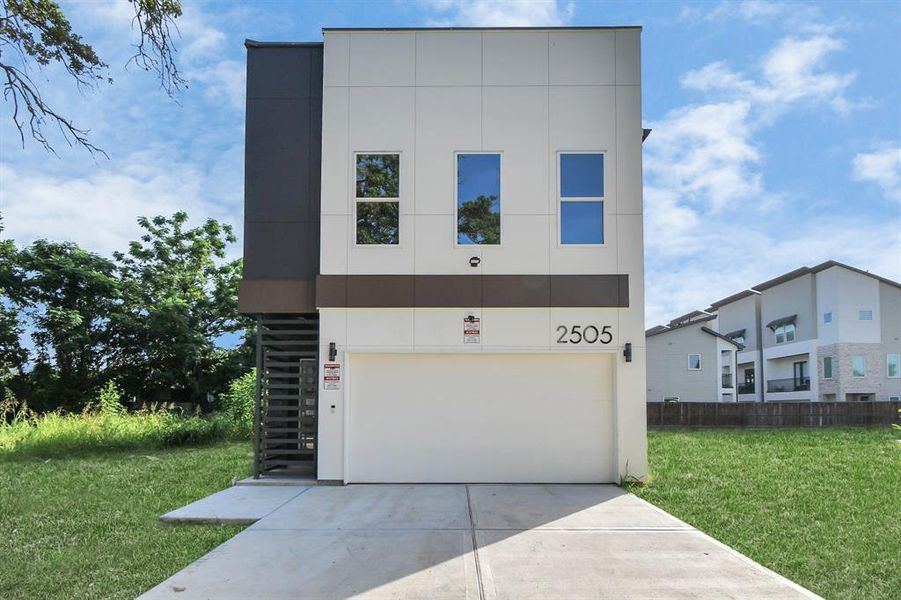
left=775, top=323, right=795, bottom=344
left=687, top=354, right=701, bottom=370
left=559, top=153, right=604, bottom=244
left=823, top=312, right=833, bottom=324
left=731, top=334, right=745, bottom=348
left=888, top=354, right=900, bottom=378
left=852, top=355, right=866, bottom=378
left=823, top=356, right=833, bottom=379
left=355, top=153, right=400, bottom=245
left=859, top=309, right=873, bottom=321
left=456, top=153, right=501, bottom=245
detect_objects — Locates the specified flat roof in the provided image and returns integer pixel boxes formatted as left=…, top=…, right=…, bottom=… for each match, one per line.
left=322, top=26, right=642, bottom=32
left=245, top=39, right=323, bottom=48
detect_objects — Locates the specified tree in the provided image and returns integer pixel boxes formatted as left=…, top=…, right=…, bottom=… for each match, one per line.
left=0, top=217, right=28, bottom=379
left=457, top=195, right=500, bottom=245
left=16, top=239, right=120, bottom=410
left=110, top=212, right=250, bottom=405
left=0, top=0, right=184, bottom=155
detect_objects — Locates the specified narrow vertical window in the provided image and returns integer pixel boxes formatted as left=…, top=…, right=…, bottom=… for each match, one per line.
left=823, top=312, right=832, bottom=324
left=852, top=355, right=866, bottom=378
left=355, top=153, right=400, bottom=245
left=823, top=356, right=833, bottom=379
left=887, top=354, right=900, bottom=378
left=456, top=153, right=501, bottom=245
left=559, top=153, right=604, bottom=244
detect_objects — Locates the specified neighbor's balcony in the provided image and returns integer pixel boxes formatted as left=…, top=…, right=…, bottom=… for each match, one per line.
left=738, top=383, right=755, bottom=394
left=766, top=377, right=810, bottom=393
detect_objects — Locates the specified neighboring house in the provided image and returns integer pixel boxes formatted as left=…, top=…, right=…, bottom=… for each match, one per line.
left=646, top=261, right=901, bottom=403
left=238, top=27, right=648, bottom=483
left=646, top=312, right=739, bottom=403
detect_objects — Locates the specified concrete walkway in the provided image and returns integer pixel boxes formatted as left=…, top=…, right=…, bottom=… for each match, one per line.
left=142, top=484, right=819, bottom=599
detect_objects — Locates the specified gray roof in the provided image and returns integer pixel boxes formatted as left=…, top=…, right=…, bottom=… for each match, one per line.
left=766, top=314, right=797, bottom=330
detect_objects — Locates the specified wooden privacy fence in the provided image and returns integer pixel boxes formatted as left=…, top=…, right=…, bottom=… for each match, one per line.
left=647, top=401, right=901, bottom=429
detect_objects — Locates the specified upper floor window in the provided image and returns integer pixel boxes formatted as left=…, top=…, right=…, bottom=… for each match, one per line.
left=852, top=355, right=866, bottom=378
left=687, top=354, right=701, bottom=370
left=774, top=323, right=795, bottom=344
left=858, top=309, right=873, bottom=321
left=888, top=354, right=900, bottom=379
left=559, top=153, right=604, bottom=245
left=355, top=153, right=399, bottom=245
left=823, top=356, right=833, bottom=379
left=456, top=153, right=500, bottom=245
left=823, top=312, right=833, bottom=324
left=731, top=334, right=746, bottom=348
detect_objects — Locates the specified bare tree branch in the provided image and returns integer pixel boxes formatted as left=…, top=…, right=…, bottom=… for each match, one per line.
left=0, top=0, right=184, bottom=155
left=127, top=0, right=186, bottom=97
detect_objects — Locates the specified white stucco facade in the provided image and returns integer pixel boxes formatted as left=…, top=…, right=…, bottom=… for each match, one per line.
left=316, top=28, right=647, bottom=483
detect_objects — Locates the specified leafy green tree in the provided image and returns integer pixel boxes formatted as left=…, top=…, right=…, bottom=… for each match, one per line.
left=110, top=212, right=250, bottom=405
left=0, top=0, right=184, bottom=154
left=15, top=240, right=120, bottom=410
left=0, top=217, right=28, bottom=380
left=457, top=195, right=500, bottom=245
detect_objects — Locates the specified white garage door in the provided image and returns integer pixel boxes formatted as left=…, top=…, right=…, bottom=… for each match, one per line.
left=347, top=353, right=614, bottom=483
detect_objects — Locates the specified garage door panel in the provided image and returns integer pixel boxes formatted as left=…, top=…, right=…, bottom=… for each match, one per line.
left=348, top=353, right=614, bottom=483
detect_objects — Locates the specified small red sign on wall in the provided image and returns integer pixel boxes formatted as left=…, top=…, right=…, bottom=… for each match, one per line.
left=464, top=316, right=480, bottom=344
left=324, top=363, right=341, bottom=390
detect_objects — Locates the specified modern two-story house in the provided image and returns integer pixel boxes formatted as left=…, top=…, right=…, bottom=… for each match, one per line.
left=647, top=261, right=901, bottom=403
left=239, top=27, right=648, bottom=483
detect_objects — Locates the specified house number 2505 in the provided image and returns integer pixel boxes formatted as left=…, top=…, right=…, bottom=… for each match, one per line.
left=556, top=325, right=613, bottom=345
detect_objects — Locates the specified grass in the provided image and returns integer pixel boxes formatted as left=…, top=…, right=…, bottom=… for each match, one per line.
left=0, top=442, right=251, bottom=599
left=630, top=428, right=901, bottom=600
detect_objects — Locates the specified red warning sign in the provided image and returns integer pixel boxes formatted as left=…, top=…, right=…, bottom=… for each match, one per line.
left=323, top=363, right=341, bottom=390
left=463, top=316, right=481, bottom=344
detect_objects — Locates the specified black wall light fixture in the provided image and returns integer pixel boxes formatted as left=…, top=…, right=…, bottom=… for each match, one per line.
left=469, top=256, right=480, bottom=268
left=624, top=342, right=633, bottom=363
left=328, top=342, right=337, bottom=362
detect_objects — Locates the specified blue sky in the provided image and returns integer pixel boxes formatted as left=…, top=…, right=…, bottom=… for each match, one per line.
left=1, top=0, right=899, bottom=327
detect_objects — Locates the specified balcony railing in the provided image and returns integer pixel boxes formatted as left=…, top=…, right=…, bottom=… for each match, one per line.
left=721, top=374, right=734, bottom=388
left=738, top=383, right=755, bottom=394
left=766, top=377, right=810, bottom=393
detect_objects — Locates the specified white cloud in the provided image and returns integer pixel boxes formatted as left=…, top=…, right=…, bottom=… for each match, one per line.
left=421, top=0, right=574, bottom=26
left=852, top=145, right=901, bottom=202
left=642, top=26, right=887, bottom=327
left=0, top=151, right=242, bottom=259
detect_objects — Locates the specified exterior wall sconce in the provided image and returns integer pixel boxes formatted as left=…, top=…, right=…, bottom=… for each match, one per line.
left=469, top=256, right=480, bottom=267
left=624, top=342, right=632, bottom=363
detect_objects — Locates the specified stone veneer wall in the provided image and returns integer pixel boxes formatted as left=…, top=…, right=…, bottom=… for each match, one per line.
left=818, top=342, right=886, bottom=401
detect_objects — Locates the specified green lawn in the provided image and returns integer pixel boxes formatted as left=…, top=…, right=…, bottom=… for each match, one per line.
left=0, top=442, right=251, bottom=600
left=1, top=431, right=897, bottom=599
left=631, top=428, right=901, bottom=600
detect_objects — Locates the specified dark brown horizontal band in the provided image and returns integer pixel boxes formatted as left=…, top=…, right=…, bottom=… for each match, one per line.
left=316, top=274, right=629, bottom=308
left=239, top=279, right=316, bottom=313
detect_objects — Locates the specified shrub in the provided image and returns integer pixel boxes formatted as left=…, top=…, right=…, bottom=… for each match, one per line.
left=98, top=381, right=125, bottom=416
left=220, top=369, right=255, bottom=437
left=0, top=396, right=244, bottom=458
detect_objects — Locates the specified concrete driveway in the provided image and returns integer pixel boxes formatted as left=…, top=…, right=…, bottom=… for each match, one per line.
left=142, top=484, right=818, bottom=599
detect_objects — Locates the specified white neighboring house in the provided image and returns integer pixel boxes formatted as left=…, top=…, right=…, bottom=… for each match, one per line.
left=646, top=261, right=901, bottom=403
left=646, top=311, right=739, bottom=403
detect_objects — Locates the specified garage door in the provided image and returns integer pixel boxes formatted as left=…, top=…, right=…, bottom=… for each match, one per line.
left=347, top=353, right=614, bottom=483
